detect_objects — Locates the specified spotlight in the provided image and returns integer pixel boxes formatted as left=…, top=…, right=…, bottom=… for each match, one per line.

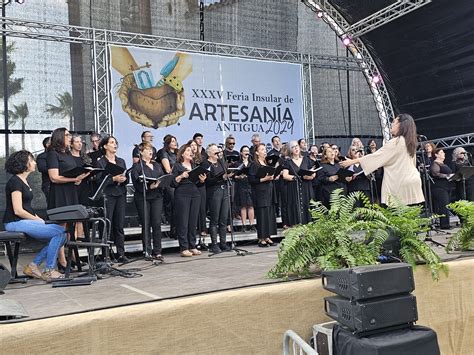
left=317, top=11, right=324, bottom=18
left=372, top=75, right=381, bottom=84
left=342, top=36, right=352, bottom=46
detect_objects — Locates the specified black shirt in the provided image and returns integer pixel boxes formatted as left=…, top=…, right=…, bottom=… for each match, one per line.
left=97, top=156, right=128, bottom=197
left=131, top=161, right=164, bottom=199
left=206, top=160, right=226, bottom=188
left=36, top=150, right=50, bottom=194
left=3, top=175, right=35, bottom=224
left=159, top=149, right=177, bottom=172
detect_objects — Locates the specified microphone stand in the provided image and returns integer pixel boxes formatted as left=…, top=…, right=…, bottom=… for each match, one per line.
left=209, top=151, right=249, bottom=257
left=137, top=147, right=152, bottom=261
left=417, top=138, right=449, bottom=246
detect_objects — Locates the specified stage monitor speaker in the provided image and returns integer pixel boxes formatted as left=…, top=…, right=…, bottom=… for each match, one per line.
left=324, top=294, right=418, bottom=333
left=322, top=263, right=414, bottom=301
left=0, top=264, right=11, bottom=293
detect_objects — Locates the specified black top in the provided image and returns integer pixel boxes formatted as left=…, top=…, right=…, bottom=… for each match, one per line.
left=47, top=150, right=80, bottom=208
left=430, top=161, right=454, bottom=190
left=97, top=156, right=128, bottom=197
left=172, top=162, right=196, bottom=187
left=200, top=147, right=208, bottom=160
left=133, top=145, right=157, bottom=161
left=346, top=164, right=370, bottom=193
left=224, top=149, right=240, bottom=168
left=88, top=149, right=103, bottom=167
left=131, top=161, right=164, bottom=200
left=206, top=160, right=226, bottom=188
left=318, top=162, right=347, bottom=189
left=159, top=149, right=177, bottom=171
left=267, top=148, right=281, bottom=158
left=36, top=150, right=50, bottom=194
left=3, top=175, right=35, bottom=224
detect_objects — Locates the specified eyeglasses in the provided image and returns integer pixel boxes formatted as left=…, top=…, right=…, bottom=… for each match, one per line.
left=228, top=142, right=235, bottom=145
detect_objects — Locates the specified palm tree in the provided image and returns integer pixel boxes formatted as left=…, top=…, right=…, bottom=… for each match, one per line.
left=45, top=92, right=74, bottom=130
left=9, top=102, right=29, bottom=150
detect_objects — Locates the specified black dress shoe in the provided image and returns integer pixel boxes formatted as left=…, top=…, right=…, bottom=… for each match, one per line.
left=152, top=254, right=164, bottom=262
left=57, top=263, right=67, bottom=273
left=117, top=255, right=130, bottom=264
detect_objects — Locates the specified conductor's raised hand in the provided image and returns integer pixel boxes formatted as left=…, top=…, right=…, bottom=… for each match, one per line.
left=339, top=159, right=353, bottom=168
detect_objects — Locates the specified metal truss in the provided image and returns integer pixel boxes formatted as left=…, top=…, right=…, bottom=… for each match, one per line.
left=431, top=133, right=474, bottom=149
left=302, top=63, right=314, bottom=143
left=303, top=0, right=396, bottom=141
left=1, top=15, right=364, bottom=135
left=344, top=0, right=432, bottom=38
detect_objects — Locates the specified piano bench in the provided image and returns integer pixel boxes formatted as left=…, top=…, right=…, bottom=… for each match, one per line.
left=0, top=231, right=28, bottom=283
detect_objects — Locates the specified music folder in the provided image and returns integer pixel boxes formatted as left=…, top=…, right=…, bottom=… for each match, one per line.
left=298, top=167, right=321, bottom=177
left=103, top=162, right=132, bottom=176
left=188, top=165, right=211, bottom=183
left=62, top=165, right=104, bottom=178
left=449, top=166, right=474, bottom=182
left=273, top=164, right=284, bottom=177
left=256, top=165, right=276, bottom=178
left=265, top=154, right=280, bottom=167
left=139, top=174, right=174, bottom=188
left=336, top=168, right=355, bottom=179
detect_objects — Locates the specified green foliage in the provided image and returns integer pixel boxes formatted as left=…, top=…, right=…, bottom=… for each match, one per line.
left=268, top=190, right=390, bottom=278
left=0, top=42, right=24, bottom=99
left=379, top=198, right=448, bottom=281
left=446, top=200, right=474, bottom=251
left=269, top=190, right=448, bottom=281
left=45, top=91, right=74, bottom=130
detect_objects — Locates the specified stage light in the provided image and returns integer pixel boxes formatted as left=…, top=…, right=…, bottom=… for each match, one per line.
left=317, top=11, right=324, bottom=18
left=372, top=75, right=381, bottom=84
left=342, top=36, right=352, bottom=46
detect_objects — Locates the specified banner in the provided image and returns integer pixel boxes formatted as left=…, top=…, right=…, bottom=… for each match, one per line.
left=110, top=45, right=304, bottom=166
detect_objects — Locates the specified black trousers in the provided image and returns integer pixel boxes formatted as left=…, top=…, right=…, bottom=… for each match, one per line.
left=197, top=184, right=207, bottom=233
left=174, top=184, right=201, bottom=251
left=163, top=186, right=175, bottom=230
left=106, top=194, right=127, bottom=256
left=207, top=185, right=229, bottom=245
left=135, top=196, right=163, bottom=255
left=432, top=187, right=451, bottom=228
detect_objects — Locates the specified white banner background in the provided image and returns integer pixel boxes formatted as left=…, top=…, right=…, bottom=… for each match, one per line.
left=110, top=45, right=304, bottom=166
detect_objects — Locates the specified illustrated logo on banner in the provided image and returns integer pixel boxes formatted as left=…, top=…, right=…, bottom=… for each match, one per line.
left=110, top=45, right=304, bottom=166
left=111, top=46, right=192, bottom=129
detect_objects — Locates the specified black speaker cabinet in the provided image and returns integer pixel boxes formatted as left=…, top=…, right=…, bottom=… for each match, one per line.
left=324, top=294, right=418, bottom=333
left=0, top=263, right=11, bottom=292
left=322, top=263, right=414, bottom=301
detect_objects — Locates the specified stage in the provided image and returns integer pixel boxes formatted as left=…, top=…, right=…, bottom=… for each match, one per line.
left=1, top=229, right=473, bottom=354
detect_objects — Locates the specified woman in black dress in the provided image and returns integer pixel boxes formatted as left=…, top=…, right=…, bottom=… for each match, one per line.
left=47, top=128, right=89, bottom=209
left=47, top=127, right=89, bottom=269
left=430, top=148, right=455, bottom=229
left=172, top=144, right=207, bottom=257
left=234, top=145, right=255, bottom=231
left=318, top=146, right=346, bottom=208
left=97, top=136, right=130, bottom=263
left=70, top=135, right=92, bottom=206
left=131, top=142, right=165, bottom=261
left=282, top=140, right=316, bottom=226
left=248, top=143, right=277, bottom=247
left=160, top=135, right=178, bottom=236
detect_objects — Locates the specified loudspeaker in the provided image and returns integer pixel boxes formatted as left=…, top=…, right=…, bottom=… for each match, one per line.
left=324, top=294, right=418, bottom=333
left=322, top=263, right=414, bottom=301
left=0, top=264, right=11, bottom=293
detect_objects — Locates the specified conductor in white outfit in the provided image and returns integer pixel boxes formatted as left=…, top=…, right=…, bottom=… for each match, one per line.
left=340, top=114, right=424, bottom=205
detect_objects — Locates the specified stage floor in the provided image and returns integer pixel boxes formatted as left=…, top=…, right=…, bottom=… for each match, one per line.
left=1, top=228, right=471, bottom=323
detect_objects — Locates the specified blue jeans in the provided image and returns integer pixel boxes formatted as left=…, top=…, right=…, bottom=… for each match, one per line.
left=4, top=220, right=66, bottom=269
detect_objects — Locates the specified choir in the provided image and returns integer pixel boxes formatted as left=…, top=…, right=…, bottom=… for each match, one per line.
left=3, top=122, right=473, bottom=277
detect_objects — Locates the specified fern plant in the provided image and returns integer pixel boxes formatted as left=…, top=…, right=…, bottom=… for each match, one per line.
left=268, top=190, right=448, bottom=281
left=379, top=197, right=448, bottom=281
left=268, top=190, right=389, bottom=278
left=446, top=200, right=474, bottom=251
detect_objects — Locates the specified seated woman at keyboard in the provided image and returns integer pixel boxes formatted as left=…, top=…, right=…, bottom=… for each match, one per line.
left=3, top=150, right=67, bottom=282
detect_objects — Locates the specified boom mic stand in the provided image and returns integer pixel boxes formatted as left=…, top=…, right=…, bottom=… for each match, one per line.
left=417, top=138, right=449, bottom=247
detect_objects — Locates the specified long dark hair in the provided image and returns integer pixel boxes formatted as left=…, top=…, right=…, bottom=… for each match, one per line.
left=99, top=135, right=118, bottom=155
left=395, top=113, right=417, bottom=157
left=176, top=144, right=192, bottom=163
left=48, top=127, right=68, bottom=153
